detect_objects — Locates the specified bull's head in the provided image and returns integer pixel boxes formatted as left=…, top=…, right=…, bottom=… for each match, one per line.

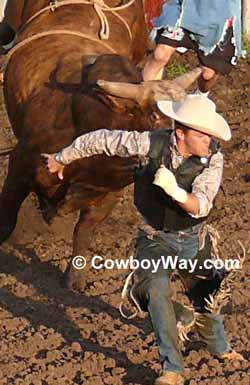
left=75, top=54, right=201, bottom=134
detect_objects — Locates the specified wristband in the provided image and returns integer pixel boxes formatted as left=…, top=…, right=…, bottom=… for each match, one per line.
left=55, top=152, right=65, bottom=164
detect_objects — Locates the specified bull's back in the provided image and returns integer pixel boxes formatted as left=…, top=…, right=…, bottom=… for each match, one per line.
left=4, top=1, right=147, bottom=141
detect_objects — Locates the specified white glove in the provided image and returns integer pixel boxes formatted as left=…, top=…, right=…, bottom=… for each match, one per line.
left=153, top=165, right=188, bottom=203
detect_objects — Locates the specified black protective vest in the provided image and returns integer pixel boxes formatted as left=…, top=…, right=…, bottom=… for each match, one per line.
left=134, top=130, right=219, bottom=231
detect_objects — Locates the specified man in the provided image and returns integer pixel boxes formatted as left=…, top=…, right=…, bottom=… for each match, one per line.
left=43, top=95, right=243, bottom=385
left=142, top=0, right=242, bottom=94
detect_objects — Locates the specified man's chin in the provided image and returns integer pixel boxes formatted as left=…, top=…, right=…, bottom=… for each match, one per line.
left=194, top=151, right=209, bottom=158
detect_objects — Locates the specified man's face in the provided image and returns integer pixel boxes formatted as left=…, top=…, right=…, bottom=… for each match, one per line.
left=176, top=125, right=212, bottom=157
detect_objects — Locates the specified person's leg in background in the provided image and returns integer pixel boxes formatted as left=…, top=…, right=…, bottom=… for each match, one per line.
left=196, top=24, right=237, bottom=94
left=142, top=43, right=176, bottom=81
left=143, top=22, right=237, bottom=96
left=142, top=27, right=193, bottom=81
left=197, top=66, right=219, bottom=94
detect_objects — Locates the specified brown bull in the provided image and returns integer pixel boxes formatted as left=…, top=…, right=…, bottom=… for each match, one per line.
left=0, top=0, right=200, bottom=290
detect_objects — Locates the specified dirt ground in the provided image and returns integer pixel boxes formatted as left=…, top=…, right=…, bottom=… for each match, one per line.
left=0, top=52, right=250, bottom=385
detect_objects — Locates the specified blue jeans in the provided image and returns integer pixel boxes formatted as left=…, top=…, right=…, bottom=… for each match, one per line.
left=133, top=225, right=230, bottom=373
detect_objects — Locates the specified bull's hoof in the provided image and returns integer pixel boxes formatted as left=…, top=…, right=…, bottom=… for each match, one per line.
left=62, top=262, right=87, bottom=292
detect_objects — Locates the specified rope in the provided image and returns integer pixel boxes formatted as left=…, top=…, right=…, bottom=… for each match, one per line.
left=7, top=29, right=117, bottom=61
left=6, top=0, right=136, bottom=63
left=119, top=269, right=144, bottom=319
left=19, top=0, right=135, bottom=40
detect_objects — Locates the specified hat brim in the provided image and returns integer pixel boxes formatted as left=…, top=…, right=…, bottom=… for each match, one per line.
left=157, top=100, right=231, bottom=141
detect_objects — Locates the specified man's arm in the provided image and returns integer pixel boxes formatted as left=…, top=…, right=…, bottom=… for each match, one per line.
left=56, top=129, right=151, bottom=164
left=153, top=152, right=223, bottom=217
left=177, top=193, right=200, bottom=216
left=43, top=129, right=151, bottom=179
left=186, top=151, right=224, bottom=217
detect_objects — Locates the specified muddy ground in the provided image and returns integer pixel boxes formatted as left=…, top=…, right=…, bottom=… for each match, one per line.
left=0, top=52, right=250, bottom=385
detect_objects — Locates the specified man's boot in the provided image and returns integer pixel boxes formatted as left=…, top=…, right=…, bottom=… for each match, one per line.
left=0, top=20, right=15, bottom=46
left=215, top=349, right=245, bottom=361
left=155, top=371, right=184, bottom=385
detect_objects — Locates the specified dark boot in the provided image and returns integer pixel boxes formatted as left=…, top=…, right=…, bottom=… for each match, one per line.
left=0, top=20, right=15, bottom=46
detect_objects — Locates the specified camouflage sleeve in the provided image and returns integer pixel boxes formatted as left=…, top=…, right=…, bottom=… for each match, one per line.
left=190, top=151, right=224, bottom=218
left=57, top=129, right=151, bottom=165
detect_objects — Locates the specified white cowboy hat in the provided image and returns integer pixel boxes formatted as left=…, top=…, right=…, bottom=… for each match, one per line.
left=157, top=94, right=231, bottom=141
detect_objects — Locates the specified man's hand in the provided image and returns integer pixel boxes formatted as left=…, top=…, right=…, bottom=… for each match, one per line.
left=153, top=165, right=178, bottom=196
left=153, top=165, right=188, bottom=203
left=42, top=153, right=65, bottom=180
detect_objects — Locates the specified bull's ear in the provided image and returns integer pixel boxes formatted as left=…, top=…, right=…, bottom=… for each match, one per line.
left=105, top=94, right=132, bottom=113
left=172, top=67, right=202, bottom=89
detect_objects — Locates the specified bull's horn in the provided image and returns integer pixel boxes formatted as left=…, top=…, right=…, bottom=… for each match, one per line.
left=97, top=68, right=202, bottom=105
left=173, top=67, right=202, bottom=89
left=97, top=79, right=143, bottom=102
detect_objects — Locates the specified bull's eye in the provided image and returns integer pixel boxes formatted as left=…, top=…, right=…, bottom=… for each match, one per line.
left=151, top=112, right=161, bottom=121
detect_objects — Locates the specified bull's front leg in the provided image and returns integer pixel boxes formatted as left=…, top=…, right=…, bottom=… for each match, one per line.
left=65, top=190, right=123, bottom=292
left=0, top=144, right=31, bottom=244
